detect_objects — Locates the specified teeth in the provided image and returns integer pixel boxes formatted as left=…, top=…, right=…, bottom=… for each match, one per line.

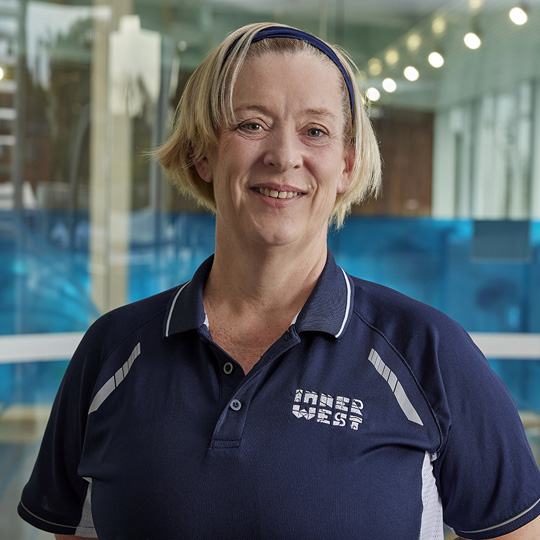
left=258, top=187, right=298, bottom=199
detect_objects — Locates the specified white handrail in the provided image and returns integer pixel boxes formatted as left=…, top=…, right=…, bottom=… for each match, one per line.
left=0, top=332, right=539, bottom=364
left=0, top=333, right=84, bottom=363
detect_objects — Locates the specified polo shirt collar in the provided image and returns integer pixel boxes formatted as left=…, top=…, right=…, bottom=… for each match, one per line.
left=164, top=251, right=353, bottom=339
left=294, top=251, right=354, bottom=338
left=164, top=256, right=213, bottom=337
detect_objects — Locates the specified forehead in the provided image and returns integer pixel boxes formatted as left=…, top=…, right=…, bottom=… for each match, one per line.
left=232, top=51, right=344, bottom=115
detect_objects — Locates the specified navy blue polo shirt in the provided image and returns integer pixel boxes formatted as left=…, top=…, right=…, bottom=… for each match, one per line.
left=18, top=252, right=540, bottom=539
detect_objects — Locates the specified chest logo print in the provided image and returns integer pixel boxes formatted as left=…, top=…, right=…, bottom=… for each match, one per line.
left=292, top=389, right=364, bottom=430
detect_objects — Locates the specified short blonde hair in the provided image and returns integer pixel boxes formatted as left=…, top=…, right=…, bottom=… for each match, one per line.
left=155, top=22, right=381, bottom=228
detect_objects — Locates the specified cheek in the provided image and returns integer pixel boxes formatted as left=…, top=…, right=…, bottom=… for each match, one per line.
left=221, top=146, right=256, bottom=177
left=316, top=159, right=347, bottom=192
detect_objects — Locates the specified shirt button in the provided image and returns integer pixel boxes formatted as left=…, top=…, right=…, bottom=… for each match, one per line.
left=230, top=399, right=242, bottom=411
left=223, top=362, right=234, bottom=375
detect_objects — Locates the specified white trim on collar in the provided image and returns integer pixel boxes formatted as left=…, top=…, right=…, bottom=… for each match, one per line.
left=335, top=269, right=352, bottom=338
left=165, top=281, right=191, bottom=337
left=290, top=312, right=300, bottom=326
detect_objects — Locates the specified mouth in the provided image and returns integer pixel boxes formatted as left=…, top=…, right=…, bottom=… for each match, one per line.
left=255, top=187, right=301, bottom=199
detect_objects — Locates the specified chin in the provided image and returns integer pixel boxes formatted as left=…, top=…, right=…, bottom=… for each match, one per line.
left=250, top=224, right=300, bottom=247
left=256, top=225, right=323, bottom=250
left=246, top=214, right=326, bottom=250
left=257, top=233, right=299, bottom=248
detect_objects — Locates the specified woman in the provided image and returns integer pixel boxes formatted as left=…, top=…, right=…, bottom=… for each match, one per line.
left=18, top=22, right=540, bottom=540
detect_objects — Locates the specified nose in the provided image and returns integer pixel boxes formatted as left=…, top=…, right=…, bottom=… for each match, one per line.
left=263, top=128, right=303, bottom=172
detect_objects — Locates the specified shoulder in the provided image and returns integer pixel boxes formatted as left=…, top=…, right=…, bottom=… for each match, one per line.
left=348, top=275, right=468, bottom=349
left=346, top=275, right=486, bottom=421
left=77, top=286, right=183, bottom=365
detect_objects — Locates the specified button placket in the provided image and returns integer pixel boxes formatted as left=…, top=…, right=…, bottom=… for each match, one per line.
left=210, top=330, right=301, bottom=448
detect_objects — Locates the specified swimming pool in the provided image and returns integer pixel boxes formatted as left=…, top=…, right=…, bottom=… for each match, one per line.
left=1, top=210, right=539, bottom=411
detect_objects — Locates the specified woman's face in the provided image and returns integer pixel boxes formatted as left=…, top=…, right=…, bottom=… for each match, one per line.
left=196, top=50, right=353, bottom=252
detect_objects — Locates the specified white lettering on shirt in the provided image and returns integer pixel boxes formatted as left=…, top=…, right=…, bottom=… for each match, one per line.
left=292, top=389, right=364, bottom=430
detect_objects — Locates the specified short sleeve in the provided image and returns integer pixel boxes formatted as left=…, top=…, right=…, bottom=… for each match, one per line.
left=17, top=321, right=104, bottom=537
left=434, top=325, right=540, bottom=539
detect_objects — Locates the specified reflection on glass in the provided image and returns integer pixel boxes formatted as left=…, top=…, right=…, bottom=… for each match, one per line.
left=366, top=87, right=381, bottom=102
left=464, top=31, right=482, bottom=49
left=428, top=51, right=444, bottom=68
left=403, top=66, right=419, bottom=81
left=382, top=77, right=397, bottom=92
left=368, top=57, right=383, bottom=76
left=0, top=0, right=539, bottom=485
left=406, top=32, right=422, bottom=52
left=432, top=16, right=447, bottom=35
left=384, top=48, right=399, bottom=66
left=509, top=7, right=528, bottom=26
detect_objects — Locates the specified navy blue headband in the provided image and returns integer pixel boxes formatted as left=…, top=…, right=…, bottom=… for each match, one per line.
left=231, top=26, right=355, bottom=120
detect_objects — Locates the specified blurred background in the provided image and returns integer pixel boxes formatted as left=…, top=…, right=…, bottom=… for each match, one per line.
left=1, top=0, right=540, bottom=537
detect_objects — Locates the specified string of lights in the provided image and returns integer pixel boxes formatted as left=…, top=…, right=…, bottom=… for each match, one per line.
left=365, top=2, right=532, bottom=103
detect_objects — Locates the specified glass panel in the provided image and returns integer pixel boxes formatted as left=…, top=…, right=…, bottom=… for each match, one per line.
left=1, top=1, right=539, bottom=538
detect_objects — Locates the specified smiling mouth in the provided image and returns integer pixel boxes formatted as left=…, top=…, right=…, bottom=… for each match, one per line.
left=256, top=187, right=300, bottom=199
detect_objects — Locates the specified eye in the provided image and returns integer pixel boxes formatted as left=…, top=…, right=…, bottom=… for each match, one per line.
left=239, top=122, right=263, bottom=132
left=306, top=128, right=326, bottom=138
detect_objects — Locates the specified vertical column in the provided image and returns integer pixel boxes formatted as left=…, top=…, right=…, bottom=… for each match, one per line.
left=318, top=0, right=328, bottom=40
left=432, top=105, right=474, bottom=219
left=432, top=110, right=455, bottom=218
left=12, top=0, right=26, bottom=209
left=108, top=103, right=132, bottom=311
left=455, top=104, right=473, bottom=218
left=531, top=81, right=540, bottom=219
left=472, top=95, right=499, bottom=218
left=89, top=0, right=133, bottom=316
left=108, top=0, right=134, bottom=311
left=508, top=84, right=532, bottom=219
left=89, top=0, right=110, bottom=315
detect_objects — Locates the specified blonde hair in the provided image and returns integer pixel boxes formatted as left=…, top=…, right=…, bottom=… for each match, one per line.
left=155, top=22, right=381, bottom=228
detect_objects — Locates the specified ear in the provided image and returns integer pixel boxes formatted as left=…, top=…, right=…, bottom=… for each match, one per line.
left=337, top=145, right=355, bottom=194
left=194, top=157, right=213, bottom=183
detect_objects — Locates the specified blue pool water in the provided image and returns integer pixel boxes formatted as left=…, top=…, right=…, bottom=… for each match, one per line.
left=1, top=210, right=539, bottom=411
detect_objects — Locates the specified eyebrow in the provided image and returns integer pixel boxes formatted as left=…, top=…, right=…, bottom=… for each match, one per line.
left=303, top=108, right=339, bottom=121
left=233, top=105, right=339, bottom=121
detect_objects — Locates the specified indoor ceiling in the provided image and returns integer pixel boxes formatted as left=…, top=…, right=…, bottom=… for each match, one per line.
left=18, top=0, right=540, bottom=112
left=208, top=0, right=540, bottom=21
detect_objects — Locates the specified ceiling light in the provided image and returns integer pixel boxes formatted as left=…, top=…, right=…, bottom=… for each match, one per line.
left=0, top=67, right=4, bottom=81
left=368, top=58, right=383, bottom=76
left=432, top=17, right=447, bottom=35
left=464, top=31, right=482, bottom=49
left=428, top=51, right=445, bottom=68
left=382, top=78, right=397, bottom=93
left=406, top=33, right=422, bottom=52
left=469, top=0, right=484, bottom=10
left=509, top=7, right=528, bottom=25
left=384, top=49, right=399, bottom=66
left=366, top=87, right=381, bottom=102
left=404, top=66, right=419, bottom=81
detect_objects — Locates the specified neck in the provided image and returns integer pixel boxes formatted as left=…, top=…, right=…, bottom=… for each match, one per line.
left=204, top=228, right=328, bottom=319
